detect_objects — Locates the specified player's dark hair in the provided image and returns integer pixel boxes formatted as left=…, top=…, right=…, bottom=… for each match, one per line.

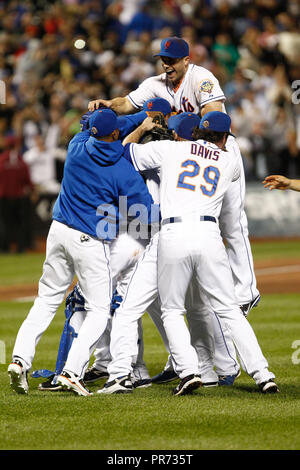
left=192, top=128, right=229, bottom=144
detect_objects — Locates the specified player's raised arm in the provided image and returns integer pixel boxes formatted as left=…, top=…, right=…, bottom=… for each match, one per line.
left=122, top=117, right=159, bottom=145
left=262, top=175, right=300, bottom=192
left=88, top=96, right=135, bottom=115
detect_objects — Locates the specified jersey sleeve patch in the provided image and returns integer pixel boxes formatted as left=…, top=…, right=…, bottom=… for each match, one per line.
left=199, top=79, right=214, bottom=94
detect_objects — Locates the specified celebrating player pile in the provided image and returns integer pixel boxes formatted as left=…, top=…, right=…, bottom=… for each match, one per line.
left=8, top=37, right=279, bottom=397
left=97, top=111, right=277, bottom=396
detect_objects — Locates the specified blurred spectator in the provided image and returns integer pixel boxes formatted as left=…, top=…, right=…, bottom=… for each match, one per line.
left=212, top=33, right=240, bottom=79
left=22, top=134, right=65, bottom=196
left=276, top=12, right=300, bottom=65
left=267, top=106, right=298, bottom=176
left=223, top=68, right=250, bottom=113
left=44, top=108, right=63, bottom=150
left=266, top=64, right=292, bottom=109
left=0, top=136, right=33, bottom=253
left=0, top=0, right=299, bottom=200
left=181, top=25, right=214, bottom=69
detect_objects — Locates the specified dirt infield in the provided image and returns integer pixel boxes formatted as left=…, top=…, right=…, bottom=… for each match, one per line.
left=0, top=258, right=299, bottom=301
left=0, top=281, right=77, bottom=301
left=254, top=258, right=300, bottom=294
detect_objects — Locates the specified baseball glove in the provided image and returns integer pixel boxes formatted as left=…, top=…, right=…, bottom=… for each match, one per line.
left=139, top=114, right=174, bottom=144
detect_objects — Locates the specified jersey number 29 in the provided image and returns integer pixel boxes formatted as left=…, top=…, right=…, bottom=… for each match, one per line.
left=177, top=159, right=220, bottom=196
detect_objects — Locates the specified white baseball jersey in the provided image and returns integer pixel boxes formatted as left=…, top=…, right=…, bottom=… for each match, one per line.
left=127, top=64, right=225, bottom=114
left=127, top=139, right=240, bottom=220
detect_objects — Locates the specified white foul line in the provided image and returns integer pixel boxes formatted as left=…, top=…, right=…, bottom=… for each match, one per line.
left=15, top=296, right=37, bottom=302
left=255, top=265, right=300, bottom=276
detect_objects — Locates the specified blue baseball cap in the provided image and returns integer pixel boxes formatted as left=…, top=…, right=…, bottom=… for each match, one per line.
left=142, top=98, right=172, bottom=116
left=168, top=112, right=200, bottom=140
left=89, top=109, right=118, bottom=137
left=199, top=111, right=235, bottom=136
left=154, top=37, right=189, bottom=58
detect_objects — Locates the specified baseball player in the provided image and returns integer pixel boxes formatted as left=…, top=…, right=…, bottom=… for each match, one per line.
left=98, top=111, right=278, bottom=396
left=88, top=37, right=225, bottom=116
left=7, top=108, right=155, bottom=396
left=88, top=36, right=260, bottom=317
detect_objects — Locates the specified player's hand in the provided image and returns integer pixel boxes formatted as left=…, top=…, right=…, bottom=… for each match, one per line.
left=262, top=175, right=291, bottom=191
left=88, top=99, right=112, bottom=112
left=141, top=117, right=161, bottom=133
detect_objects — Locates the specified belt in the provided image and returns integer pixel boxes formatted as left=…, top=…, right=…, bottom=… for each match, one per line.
left=161, top=216, right=217, bottom=226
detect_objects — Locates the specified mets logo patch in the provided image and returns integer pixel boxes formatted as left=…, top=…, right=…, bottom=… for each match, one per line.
left=199, top=79, right=214, bottom=93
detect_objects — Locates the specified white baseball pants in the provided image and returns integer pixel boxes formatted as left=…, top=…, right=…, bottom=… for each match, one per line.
left=108, top=232, right=218, bottom=381
left=158, top=220, right=275, bottom=385
left=220, top=138, right=259, bottom=304
left=12, top=220, right=112, bottom=377
left=91, top=233, right=149, bottom=376
left=108, top=233, right=160, bottom=380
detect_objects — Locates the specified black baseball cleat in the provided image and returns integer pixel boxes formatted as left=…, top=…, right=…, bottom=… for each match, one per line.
left=151, top=369, right=178, bottom=384
left=240, top=294, right=261, bottom=317
left=97, top=375, right=133, bottom=394
left=259, top=379, right=279, bottom=394
left=173, top=374, right=202, bottom=396
left=83, top=367, right=109, bottom=383
left=38, top=376, right=63, bottom=391
left=133, top=378, right=152, bottom=389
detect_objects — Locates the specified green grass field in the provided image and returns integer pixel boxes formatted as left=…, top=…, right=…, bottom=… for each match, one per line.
left=1, top=240, right=300, bottom=451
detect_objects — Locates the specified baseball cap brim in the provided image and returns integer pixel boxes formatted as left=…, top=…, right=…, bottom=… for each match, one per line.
left=153, top=52, right=188, bottom=58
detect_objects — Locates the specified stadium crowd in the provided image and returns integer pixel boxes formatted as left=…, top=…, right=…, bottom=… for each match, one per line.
left=0, top=0, right=300, bottom=251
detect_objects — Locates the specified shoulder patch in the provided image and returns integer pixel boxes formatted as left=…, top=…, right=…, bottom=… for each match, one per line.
left=199, top=79, right=214, bottom=93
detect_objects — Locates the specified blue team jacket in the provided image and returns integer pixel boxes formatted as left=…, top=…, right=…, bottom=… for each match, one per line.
left=52, top=130, right=155, bottom=240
